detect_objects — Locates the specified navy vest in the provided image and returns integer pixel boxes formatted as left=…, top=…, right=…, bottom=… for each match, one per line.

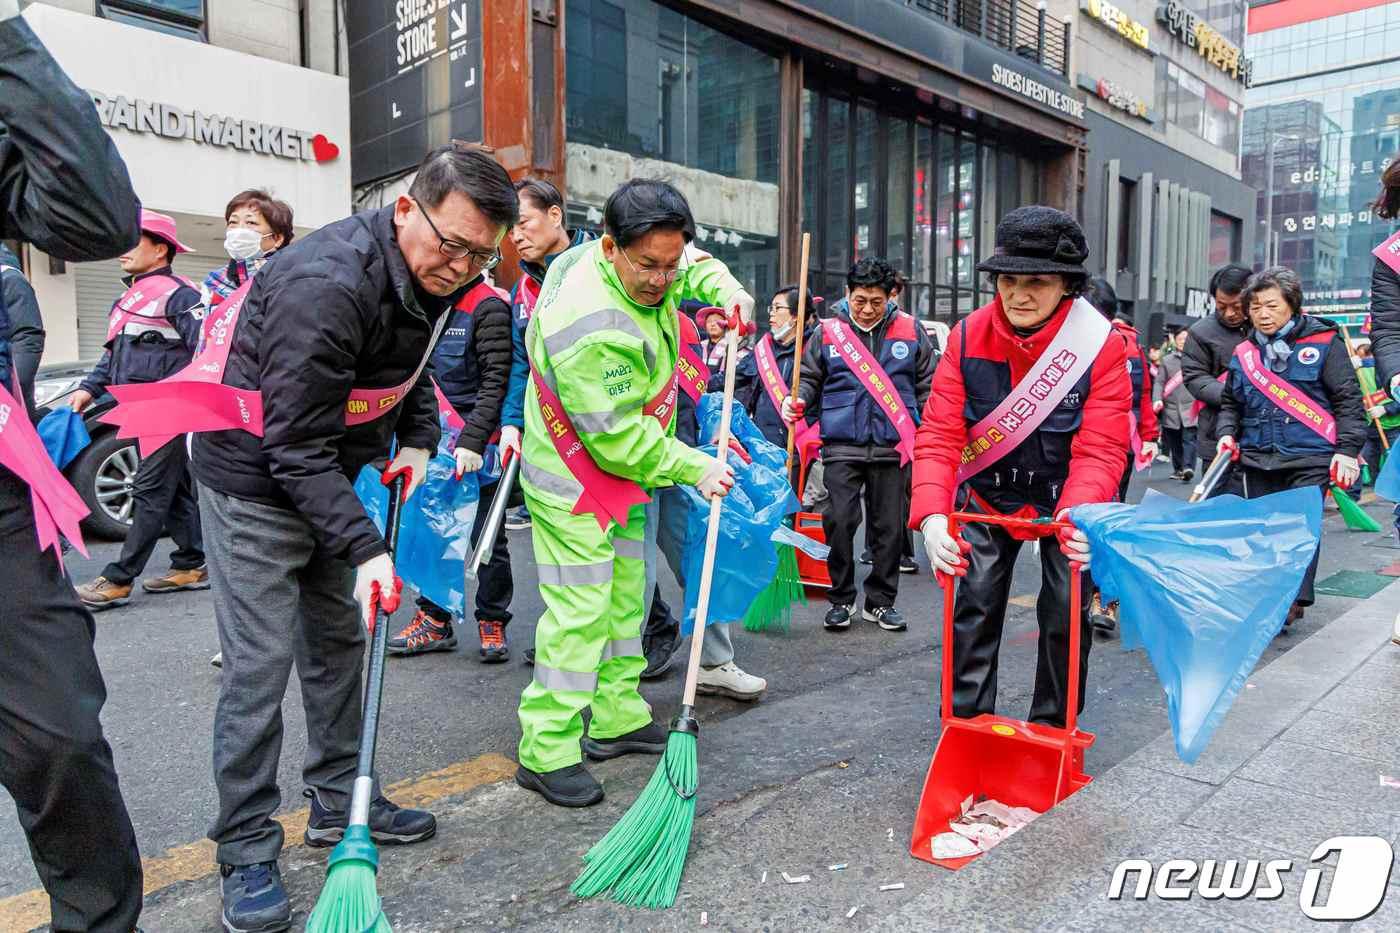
left=430, top=281, right=500, bottom=416
left=817, top=311, right=919, bottom=448
left=959, top=314, right=1092, bottom=514
left=1232, top=331, right=1337, bottom=459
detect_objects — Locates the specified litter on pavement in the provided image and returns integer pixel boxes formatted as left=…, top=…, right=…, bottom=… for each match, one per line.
left=828, top=863, right=847, bottom=871
left=1380, top=775, right=1400, bottom=789
left=930, top=794, right=1042, bottom=859
left=846, top=906, right=861, bottom=919
left=781, top=872, right=811, bottom=884
left=878, top=882, right=905, bottom=891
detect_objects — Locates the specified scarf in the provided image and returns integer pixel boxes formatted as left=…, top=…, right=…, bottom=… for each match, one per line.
left=1253, top=317, right=1298, bottom=373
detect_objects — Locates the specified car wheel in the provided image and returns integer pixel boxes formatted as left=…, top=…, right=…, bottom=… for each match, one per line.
left=68, top=432, right=140, bottom=540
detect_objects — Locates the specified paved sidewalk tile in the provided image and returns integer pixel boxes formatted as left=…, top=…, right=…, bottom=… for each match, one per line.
left=1182, top=778, right=1400, bottom=857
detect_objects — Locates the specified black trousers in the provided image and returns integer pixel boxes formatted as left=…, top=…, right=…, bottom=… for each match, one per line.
left=822, top=459, right=908, bottom=609
left=951, top=519, right=1091, bottom=727
left=1241, top=465, right=1326, bottom=607
left=103, top=437, right=203, bottom=585
left=1161, top=425, right=1199, bottom=474
left=0, top=472, right=142, bottom=931
left=419, top=480, right=513, bottom=624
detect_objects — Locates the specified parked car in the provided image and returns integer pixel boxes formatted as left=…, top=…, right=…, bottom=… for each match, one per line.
left=32, top=359, right=139, bottom=540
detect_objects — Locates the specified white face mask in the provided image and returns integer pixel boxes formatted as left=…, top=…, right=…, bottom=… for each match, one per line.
left=224, top=227, right=266, bottom=261
left=772, top=322, right=794, bottom=341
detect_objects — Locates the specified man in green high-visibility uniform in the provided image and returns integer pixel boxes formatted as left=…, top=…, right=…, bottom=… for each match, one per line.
left=515, top=179, right=751, bottom=807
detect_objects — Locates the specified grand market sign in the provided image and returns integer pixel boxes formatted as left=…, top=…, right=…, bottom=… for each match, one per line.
left=1156, top=1, right=1253, bottom=86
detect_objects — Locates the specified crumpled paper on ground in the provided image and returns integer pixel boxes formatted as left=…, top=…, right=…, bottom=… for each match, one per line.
left=930, top=795, right=1041, bottom=859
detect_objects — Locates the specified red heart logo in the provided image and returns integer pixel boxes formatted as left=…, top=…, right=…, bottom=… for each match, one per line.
left=311, top=133, right=339, bottom=163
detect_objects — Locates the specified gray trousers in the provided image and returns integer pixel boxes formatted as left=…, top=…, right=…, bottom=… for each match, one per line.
left=644, top=485, right=734, bottom=666
left=201, top=488, right=367, bottom=866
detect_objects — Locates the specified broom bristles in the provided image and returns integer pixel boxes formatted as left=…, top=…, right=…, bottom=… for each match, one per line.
left=1332, top=484, right=1382, bottom=532
left=572, top=731, right=698, bottom=909
left=306, top=826, right=392, bottom=933
left=742, top=544, right=805, bottom=634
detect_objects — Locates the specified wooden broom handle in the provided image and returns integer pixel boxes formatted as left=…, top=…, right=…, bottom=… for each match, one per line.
left=681, top=309, right=745, bottom=707
left=1339, top=322, right=1390, bottom=451
left=784, top=233, right=812, bottom=467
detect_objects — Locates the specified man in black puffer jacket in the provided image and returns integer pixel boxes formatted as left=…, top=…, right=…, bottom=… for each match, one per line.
left=193, top=143, right=518, bottom=933
left=387, top=273, right=515, bottom=663
left=1182, top=263, right=1251, bottom=497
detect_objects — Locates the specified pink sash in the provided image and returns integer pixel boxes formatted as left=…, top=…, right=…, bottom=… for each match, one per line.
left=754, top=333, right=820, bottom=458
left=1374, top=230, right=1400, bottom=276
left=102, top=277, right=449, bottom=456
left=675, top=313, right=710, bottom=403
left=1128, top=413, right=1152, bottom=472
left=529, top=363, right=666, bottom=530
left=104, top=274, right=191, bottom=343
left=1233, top=341, right=1338, bottom=444
left=822, top=318, right=917, bottom=465
left=0, top=378, right=89, bottom=564
left=1162, top=371, right=1184, bottom=398
left=433, top=379, right=465, bottom=433
left=956, top=298, right=1112, bottom=485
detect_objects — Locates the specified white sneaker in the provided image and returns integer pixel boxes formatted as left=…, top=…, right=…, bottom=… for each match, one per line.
left=210, top=651, right=222, bottom=669
left=1391, top=611, right=1400, bottom=647
left=696, top=662, right=767, bottom=701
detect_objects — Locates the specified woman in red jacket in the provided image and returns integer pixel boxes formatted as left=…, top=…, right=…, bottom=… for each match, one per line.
left=910, top=206, right=1131, bottom=727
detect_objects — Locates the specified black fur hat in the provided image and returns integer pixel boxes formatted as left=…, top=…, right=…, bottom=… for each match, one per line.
left=976, top=205, right=1089, bottom=276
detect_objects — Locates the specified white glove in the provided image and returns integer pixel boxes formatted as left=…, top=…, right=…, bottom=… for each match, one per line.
left=1351, top=354, right=1364, bottom=370
left=1140, top=441, right=1159, bottom=462
left=453, top=446, right=484, bottom=479
left=920, top=514, right=966, bottom=577
left=695, top=456, right=736, bottom=500
left=1055, top=510, right=1091, bottom=571
left=1331, top=453, right=1360, bottom=489
left=1369, top=404, right=1389, bottom=420
left=383, top=446, right=431, bottom=500
left=352, top=553, right=400, bottom=631
left=1217, top=435, right=1240, bottom=462
left=499, top=425, right=522, bottom=462
left=780, top=396, right=807, bottom=425
left=733, top=291, right=756, bottom=326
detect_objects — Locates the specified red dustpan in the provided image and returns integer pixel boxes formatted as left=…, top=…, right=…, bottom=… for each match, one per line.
left=909, top=512, right=1094, bottom=870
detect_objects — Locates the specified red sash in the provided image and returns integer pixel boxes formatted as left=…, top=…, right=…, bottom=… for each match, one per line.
left=1162, top=371, right=1184, bottom=399
left=754, top=333, right=820, bottom=459
left=529, top=363, right=677, bottom=530
left=102, top=277, right=458, bottom=456
left=105, top=274, right=192, bottom=343
left=957, top=298, right=1112, bottom=484
left=1374, top=230, right=1400, bottom=276
left=0, top=376, right=89, bottom=563
left=822, top=318, right=917, bottom=464
left=517, top=274, right=541, bottom=319
left=675, top=313, right=709, bottom=402
left=1233, top=340, right=1338, bottom=444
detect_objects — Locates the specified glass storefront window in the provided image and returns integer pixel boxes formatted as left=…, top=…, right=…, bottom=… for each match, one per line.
left=826, top=97, right=851, bottom=281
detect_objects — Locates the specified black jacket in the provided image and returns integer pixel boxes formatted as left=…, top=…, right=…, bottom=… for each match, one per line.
left=193, top=206, right=457, bottom=565
left=1181, top=308, right=1248, bottom=449
left=0, top=15, right=140, bottom=402
left=1369, top=256, right=1400, bottom=388
left=796, top=308, right=937, bottom=463
left=79, top=266, right=202, bottom=396
left=1216, top=315, right=1367, bottom=471
left=736, top=324, right=816, bottom=450
left=429, top=289, right=512, bottom=455
left=0, top=245, right=43, bottom=414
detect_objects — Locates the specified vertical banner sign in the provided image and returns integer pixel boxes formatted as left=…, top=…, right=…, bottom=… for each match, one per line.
left=345, top=1, right=485, bottom=186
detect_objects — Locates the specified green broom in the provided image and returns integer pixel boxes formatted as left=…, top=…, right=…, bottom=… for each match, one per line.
left=744, top=233, right=812, bottom=634
left=306, top=476, right=406, bottom=933
left=572, top=309, right=748, bottom=909
left=1331, top=483, right=1382, bottom=532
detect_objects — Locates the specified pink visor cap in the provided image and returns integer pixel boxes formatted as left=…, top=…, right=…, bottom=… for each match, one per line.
left=140, top=209, right=194, bottom=253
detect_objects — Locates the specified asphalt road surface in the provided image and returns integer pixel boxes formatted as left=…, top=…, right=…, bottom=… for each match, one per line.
left=0, top=467, right=1393, bottom=930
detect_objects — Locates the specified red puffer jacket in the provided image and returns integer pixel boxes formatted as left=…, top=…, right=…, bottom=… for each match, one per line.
left=909, top=296, right=1131, bottom=533
left=1112, top=318, right=1159, bottom=445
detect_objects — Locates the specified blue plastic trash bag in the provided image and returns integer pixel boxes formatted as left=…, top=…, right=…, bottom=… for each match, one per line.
left=678, top=395, right=799, bottom=633
left=355, top=453, right=480, bottom=619
left=37, top=408, right=91, bottom=469
left=1070, top=488, right=1321, bottom=763
left=1376, top=448, right=1400, bottom=502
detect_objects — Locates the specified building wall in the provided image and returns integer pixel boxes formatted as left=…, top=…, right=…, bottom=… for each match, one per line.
left=206, top=0, right=301, bottom=65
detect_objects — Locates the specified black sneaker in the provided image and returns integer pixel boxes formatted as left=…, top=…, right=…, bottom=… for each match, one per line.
left=863, top=605, right=906, bottom=631
left=387, top=610, right=456, bottom=656
left=302, top=788, right=437, bottom=847
left=504, top=506, right=532, bottom=530
left=524, top=646, right=535, bottom=666
left=899, top=556, right=919, bottom=574
left=478, top=619, right=509, bottom=663
left=515, top=763, right=603, bottom=807
left=581, top=721, right=668, bottom=761
left=859, top=549, right=873, bottom=565
left=1169, top=471, right=1185, bottom=481
left=219, top=861, right=290, bottom=933
left=1181, top=468, right=1195, bottom=483
left=641, top=624, right=680, bottom=680
left=824, top=604, right=853, bottom=630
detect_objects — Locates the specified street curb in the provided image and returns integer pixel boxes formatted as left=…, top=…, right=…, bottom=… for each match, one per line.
left=873, top=580, right=1400, bottom=932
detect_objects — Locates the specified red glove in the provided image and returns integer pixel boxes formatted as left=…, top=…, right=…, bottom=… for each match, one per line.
left=364, top=575, right=403, bottom=636
left=1054, top=509, right=1091, bottom=570
left=713, top=437, right=751, bottom=464
left=781, top=397, right=806, bottom=425
left=1217, top=435, right=1240, bottom=463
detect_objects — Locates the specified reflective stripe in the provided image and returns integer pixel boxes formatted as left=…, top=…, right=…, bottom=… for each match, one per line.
left=537, top=560, right=613, bottom=586
left=599, top=636, right=644, bottom=662
left=613, top=537, right=645, bottom=560
left=532, top=663, right=598, bottom=692
left=571, top=406, right=634, bottom=433
left=543, top=307, right=656, bottom=370
left=521, top=455, right=583, bottom=499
